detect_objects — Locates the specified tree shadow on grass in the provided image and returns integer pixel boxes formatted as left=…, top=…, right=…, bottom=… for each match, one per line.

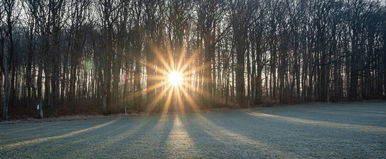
left=94, top=115, right=175, bottom=158
left=0, top=118, right=119, bottom=151
left=0, top=122, right=61, bottom=136
left=203, top=110, right=386, bottom=158
left=0, top=120, right=106, bottom=145
left=61, top=117, right=153, bottom=158
left=0, top=118, right=121, bottom=158
left=304, top=109, right=386, bottom=118
left=245, top=111, right=386, bottom=134
left=181, top=114, right=239, bottom=158
left=27, top=119, right=129, bottom=158
left=182, top=113, right=303, bottom=159
left=161, top=114, right=202, bottom=158
left=0, top=123, right=63, bottom=145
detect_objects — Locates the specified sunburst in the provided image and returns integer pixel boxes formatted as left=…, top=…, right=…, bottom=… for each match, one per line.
left=135, top=43, right=211, bottom=115
left=167, top=72, right=183, bottom=86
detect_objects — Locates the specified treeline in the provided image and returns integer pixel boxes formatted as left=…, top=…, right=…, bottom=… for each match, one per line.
left=1, top=0, right=386, bottom=119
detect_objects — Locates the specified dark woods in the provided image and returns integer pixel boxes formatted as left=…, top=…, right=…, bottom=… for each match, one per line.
left=1, top=0, right=386, bottom=119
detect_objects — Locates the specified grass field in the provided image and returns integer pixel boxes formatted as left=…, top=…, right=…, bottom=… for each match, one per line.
left=1, top=102, right=386, bottom=158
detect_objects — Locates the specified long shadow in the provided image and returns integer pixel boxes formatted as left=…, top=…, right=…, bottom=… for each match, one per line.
left=248, top=104, right=386, bottom=128
left=0, top=123, right=75, bottom=145
left=207, top=109, right=386, bottom=141
left=43, top=114, right=175, bottom=158
left=181, top=114, right=238, bottom=158
left=151, top=114, right=177, bottom=158
left=183, top=113, right=303, bottom=158
left=6, top=116, right=155, bottom=158
left=0, top=122, right=61, bottom=135
left=266, top=102, right=386, bottom=116
left=0, top=118, right=118, bottom=151
left=88, top=115, right=174, bottom=158
left=161, top=114, right=202, bottom=158
left=309, top=102, right=386, bottom=114
left=204, top=110, right=386, bottom=158
left=0, top=124, right=63, bottom=145
left=245, top=111, right=386, bottom=133
left=62, top=117, right=154, bottom=158
left=0, top=119, right=116, bottom=145
left=134, top=114, right=173, bottom=158
left=21, top=118, right=130, bottom=159
left=305, top=109, right=386, bottom=118
left=204, top=111, right=332, bottom=154
left=313, top=106, right=386, bottom=114
left=41, top=114, right=179, bottom=158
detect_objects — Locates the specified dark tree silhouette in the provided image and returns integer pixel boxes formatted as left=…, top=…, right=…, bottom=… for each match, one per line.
left=1, top=0, right=386, bottom=119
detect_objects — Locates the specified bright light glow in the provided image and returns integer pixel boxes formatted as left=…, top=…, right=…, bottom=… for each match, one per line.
left=168, top=72, right=183, bottom=86
left=139, top=45, right=207, bottom=114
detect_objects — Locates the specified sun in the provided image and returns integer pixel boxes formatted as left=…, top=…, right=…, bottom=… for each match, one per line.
left=167, top=72, right=183, bottom=86
left=137, top=44, right=208, bottom=114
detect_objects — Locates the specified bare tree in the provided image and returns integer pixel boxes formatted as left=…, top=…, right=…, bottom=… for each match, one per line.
left=1, top=0, right=386, bottom=118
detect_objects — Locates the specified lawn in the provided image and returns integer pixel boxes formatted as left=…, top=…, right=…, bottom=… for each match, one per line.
left=1, top=102, right=385, bottom=158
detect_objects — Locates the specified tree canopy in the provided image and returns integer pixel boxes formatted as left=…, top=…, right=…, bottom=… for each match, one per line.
left=1, top=0, right=386, bottom=119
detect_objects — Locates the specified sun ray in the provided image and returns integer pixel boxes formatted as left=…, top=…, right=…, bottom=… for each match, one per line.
left=182, top=83, right=211, bottom=97
left=152, top=46, right=172, bottom=72
left=182, top=64, right=210, bottom=76
left=147, top=75, right=169, bottom=81
left=127, top=82, right=166, bottom=99
left=143, top=61, right=170, bottom=76
left=179, top=51, right=199, bottom=72
left=161, top=87, right=174, bottom=115
left=136, top=43, right=210, bottom=114
left=177, top=47, right=187, bottom=72
left=145, top=85, right=172, bottom=113
left=179, top=86, right=201, bottom=112
left=165, top=44, right=176, bottom=70
left=183, top=76, right=211, bottom=83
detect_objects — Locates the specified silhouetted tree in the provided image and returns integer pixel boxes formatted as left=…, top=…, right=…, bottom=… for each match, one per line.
left=1, top=0, right=386, bottom=119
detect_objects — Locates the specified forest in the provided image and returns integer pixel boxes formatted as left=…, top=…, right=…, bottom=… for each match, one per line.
left=1, top=0, right=386, bottom=120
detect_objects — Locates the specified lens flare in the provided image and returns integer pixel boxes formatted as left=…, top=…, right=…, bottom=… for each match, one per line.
left=168, top=72, right=183, bottom=86
left=135, top=43, right=212, bottom=114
